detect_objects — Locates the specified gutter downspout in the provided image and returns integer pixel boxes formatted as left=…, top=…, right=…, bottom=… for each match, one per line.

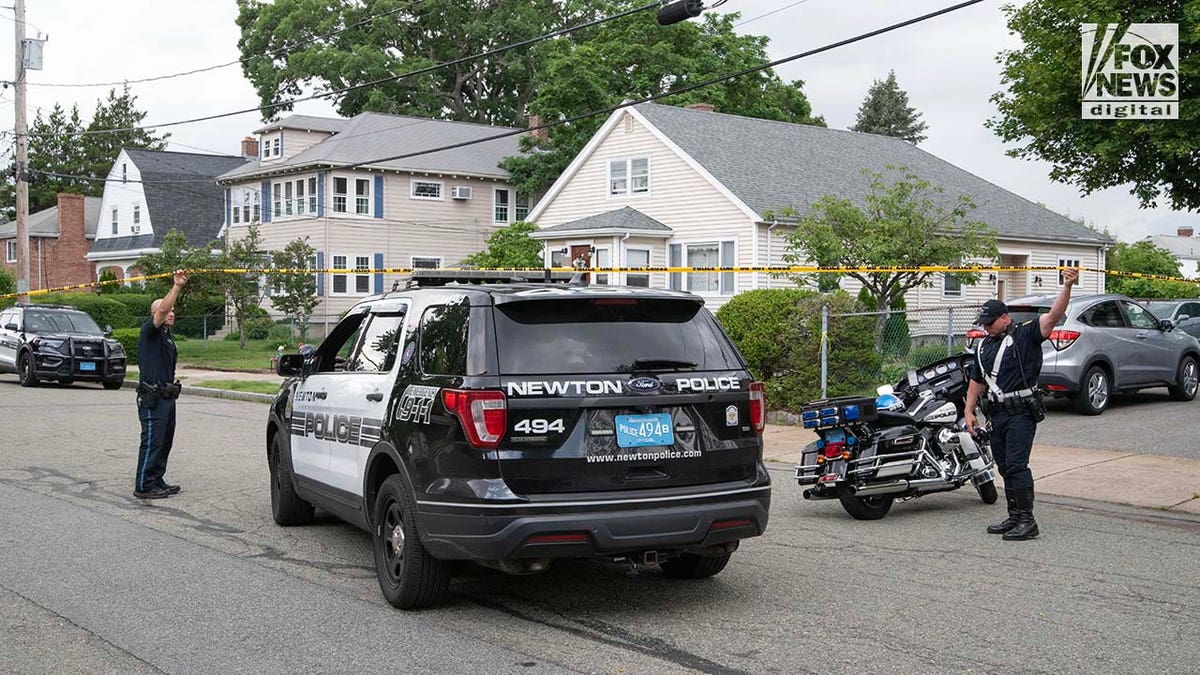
left=620, top=232, right=631, bottom=286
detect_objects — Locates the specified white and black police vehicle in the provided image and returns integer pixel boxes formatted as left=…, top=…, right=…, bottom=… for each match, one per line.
left=267, top=270, right=769, bottom=609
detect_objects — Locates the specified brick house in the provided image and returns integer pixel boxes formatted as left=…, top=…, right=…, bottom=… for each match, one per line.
left=0, top=193, right=102, bottom=291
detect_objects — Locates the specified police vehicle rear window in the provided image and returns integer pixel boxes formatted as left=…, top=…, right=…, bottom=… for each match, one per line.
left=493, top=298, right=741, bottom=375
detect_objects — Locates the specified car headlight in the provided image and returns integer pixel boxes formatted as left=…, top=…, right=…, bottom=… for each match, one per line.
left=32, top=338, right=65, bottom=353
left=107, top=340, right=125, bottom=356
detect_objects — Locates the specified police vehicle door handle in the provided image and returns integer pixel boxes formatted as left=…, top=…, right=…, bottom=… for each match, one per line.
left=366, top=391, right=383, bottom=402
left=314, top=391, right=327, bottom=400
left=1136, top=332, right=1148, bottom=339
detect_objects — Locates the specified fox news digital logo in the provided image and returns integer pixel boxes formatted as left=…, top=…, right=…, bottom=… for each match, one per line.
left=1081, top=23, right=1178, bottom=119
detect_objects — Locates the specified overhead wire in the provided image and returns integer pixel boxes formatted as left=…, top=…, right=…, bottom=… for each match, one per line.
left=734, top=0, right=813, bottom=28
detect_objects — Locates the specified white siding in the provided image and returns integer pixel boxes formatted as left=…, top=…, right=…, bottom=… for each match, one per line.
left=94, top=150, right=153, bottom=243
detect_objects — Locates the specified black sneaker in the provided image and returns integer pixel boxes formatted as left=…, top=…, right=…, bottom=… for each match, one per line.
left=134, top=487, right=172, bottom=499
left=156, top=481, right=181, bottom=495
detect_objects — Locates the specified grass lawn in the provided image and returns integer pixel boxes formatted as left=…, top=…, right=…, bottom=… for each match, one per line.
left=175, top=339, right=285, bottom=371
left=189, top=379, right=283, bottom=395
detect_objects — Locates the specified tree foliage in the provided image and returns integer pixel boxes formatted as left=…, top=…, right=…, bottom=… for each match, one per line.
left=270, top=236, right=319, bottom=339
left=989, top=1, right=1200, bottom=210
left=0, top=88, right=168, bottom=220
left=222, top=222, right=268, bottom=349
left=850, top=70, right=928, bottom=144
left=1106, top=240, right=1200, bottom=298
left=136, top=229, right=226, bottom=337
left=775, top=167, right=998, bottom=351
left=460, top=220, right=543, bottom=268
left=0, top=267, right=15, bottom=309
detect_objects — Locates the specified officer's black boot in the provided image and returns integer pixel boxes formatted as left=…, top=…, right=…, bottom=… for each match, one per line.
left=1002, top=486, right=1039, bottom=541
left=986, top=489, right=1019, bottom=534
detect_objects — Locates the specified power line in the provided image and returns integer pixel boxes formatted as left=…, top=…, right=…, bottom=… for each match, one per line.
left=735, top=0, right=812, bottom=28
left=24, top=3, right=418, bottom=89
left=27, top=1, right=661, bottom=139
left=348, top=0, right=988, bottom=169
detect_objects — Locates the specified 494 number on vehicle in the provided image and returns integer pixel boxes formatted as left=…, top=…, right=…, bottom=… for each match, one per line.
left=513, top=418, right=565, bottom=434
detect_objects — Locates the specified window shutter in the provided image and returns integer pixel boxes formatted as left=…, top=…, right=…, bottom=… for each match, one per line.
left=261, top=180, right=272, bottom=222
left=374, top=175, right=384, bottom=218
left=720, top=241, right=735, bottom=295
left=317, top=171, right=326, bottom=215
left=669, top=244, right=682, bottom=291
left=316, top=251, right=325, bottom=297
left=374, top=252, right=384, bottom=294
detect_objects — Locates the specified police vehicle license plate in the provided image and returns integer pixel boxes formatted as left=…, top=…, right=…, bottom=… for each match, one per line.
left=78, top=361, right=96, bottom=372
left=615, top=413, right=674, bottom=448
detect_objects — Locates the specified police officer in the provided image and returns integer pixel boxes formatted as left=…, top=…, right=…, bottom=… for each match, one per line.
left=964, top=267, right=1078, bottom=541
left=133, top=271, right=187, bottom=499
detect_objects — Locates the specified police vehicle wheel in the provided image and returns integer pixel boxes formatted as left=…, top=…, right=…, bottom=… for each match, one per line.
left=976, top=480, right=999, bottom=504
left=102, top=379, right=123, bottom=390
left=660, top=551, right=732, bottom=579
left=1073, top=366, right=1109, bottom=415
left=1168, top=355, right=1198, bottom=402
left=269, top=435, right=314, bottom=526
left=838, top=490, right=894, bottom=520
left=372, top=473, right=452, bottom=610
left=17, top=352, right=38, bottom=387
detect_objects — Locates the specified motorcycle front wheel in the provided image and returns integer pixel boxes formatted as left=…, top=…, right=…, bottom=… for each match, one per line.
left=975, top=480, right=999, bottom=504
left=838, top=489, right=894, bottom=520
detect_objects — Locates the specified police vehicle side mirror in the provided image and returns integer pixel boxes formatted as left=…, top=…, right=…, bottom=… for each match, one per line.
left=4, top=323, right=16, bottom=331
left=1158, top=319, right=1175, bottom=332
left=276, top=353, right=307, bottom=378
left=103, top=324, right=113, bottom=337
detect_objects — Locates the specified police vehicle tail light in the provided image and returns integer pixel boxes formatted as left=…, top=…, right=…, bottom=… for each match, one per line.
left=1048, top=329, right=1081, bottom=351
left=749, top=382, right=765, bottom=434
left=442, top=389, right=507, bottom=448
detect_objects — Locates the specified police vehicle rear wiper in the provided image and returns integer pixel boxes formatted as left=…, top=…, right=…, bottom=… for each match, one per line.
left=631, top=357, right=698, bottom=371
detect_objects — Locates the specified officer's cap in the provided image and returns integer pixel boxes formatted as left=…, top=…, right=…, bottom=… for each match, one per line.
left=976, top=299, right=1009, bottom=326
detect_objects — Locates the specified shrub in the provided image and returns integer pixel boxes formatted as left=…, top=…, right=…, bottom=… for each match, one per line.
left=112, top=328, right=140, bottom=360
left=714, top=288, right=815, bottom=381
left=771, top=291, right=880, bottom=412
left=266, top=323, right=293, bottom=344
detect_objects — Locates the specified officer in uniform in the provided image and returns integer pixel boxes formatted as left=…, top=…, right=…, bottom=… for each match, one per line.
left=964, top=268, right=1078, bottom=540
left=133, top=271, right=187, bottom=499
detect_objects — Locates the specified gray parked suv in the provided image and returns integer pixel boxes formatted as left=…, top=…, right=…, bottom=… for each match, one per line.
left=1145, top=300, right=1200, bottom=339
left=968, top=294, right=1200, bottom=415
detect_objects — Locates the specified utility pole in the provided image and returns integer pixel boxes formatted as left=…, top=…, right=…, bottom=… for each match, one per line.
left=13, top=0, right=30, bottom=301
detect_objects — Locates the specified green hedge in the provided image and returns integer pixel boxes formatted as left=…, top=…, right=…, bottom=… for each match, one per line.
left=112, top=328, right=140, bottom=361
left=714, top=288, right=815, bottom=381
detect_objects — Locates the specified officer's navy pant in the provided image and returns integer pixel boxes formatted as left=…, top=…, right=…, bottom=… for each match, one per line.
left=135, top=397, right=176, bottom=492
left=989, top=409, right=1035, bottom=490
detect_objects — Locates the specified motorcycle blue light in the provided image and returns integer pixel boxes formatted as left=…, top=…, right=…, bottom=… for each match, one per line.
left=803, top=419, right=818, bottom=429
left=844, top=405, right=860, bottom=421
left=801, top=410, right=818, bottom=420
left=846, top=436, right=856, bottom=446
left=821, top=416, right=838, bottom=427
left=819, top=407, right=837, bottom=417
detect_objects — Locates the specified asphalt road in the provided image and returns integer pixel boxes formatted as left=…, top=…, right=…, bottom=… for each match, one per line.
left=2, top=381, right=1198, bottom=674
left=1037, top=387, right=1200, bottom=459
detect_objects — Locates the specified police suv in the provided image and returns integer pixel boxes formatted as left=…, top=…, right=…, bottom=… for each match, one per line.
left=267, top=271, right=770, bottom=609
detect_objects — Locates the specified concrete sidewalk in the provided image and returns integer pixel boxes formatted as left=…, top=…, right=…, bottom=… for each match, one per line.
left=156, top=367, right=1200, bottom=515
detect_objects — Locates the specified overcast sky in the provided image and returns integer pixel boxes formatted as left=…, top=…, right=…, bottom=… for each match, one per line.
left=0, top=0, right=1189, bottom=243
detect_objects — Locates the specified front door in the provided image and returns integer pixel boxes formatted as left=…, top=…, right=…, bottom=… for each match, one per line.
left=0, top=309, right=18, bottom=371
left=570, top=244, right=592, bottom=282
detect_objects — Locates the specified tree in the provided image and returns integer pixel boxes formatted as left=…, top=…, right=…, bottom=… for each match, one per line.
left=989, top=1, right=1200, bottom=210
left=775, top=167, right=998, bottom=352
left=270, top=236, right=319, bottom=339
left=1106, top=240, right=1199, bottom=299
left=0, top=268, right=15, bottom=309
left=0, top=88, right=168, bottom=220
left=501, top=7, right=824, bottom=195
left=222, top=222, right=268, bottom=349
left=461, top=221, right=543, bottom=268
left=136, top=229, right=225, bottom=337
left=235, top=0, right=590, bottom=125
left=849, top=70, right=928, bottom=144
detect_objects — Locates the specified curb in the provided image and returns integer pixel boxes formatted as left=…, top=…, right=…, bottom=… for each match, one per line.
left=120, top=379, right=275, bottom=404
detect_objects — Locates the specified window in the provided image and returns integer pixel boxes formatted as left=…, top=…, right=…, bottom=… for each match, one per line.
left=111, top=207, right=118, bottom=235
left=594, top=248, right=610, bottom=285
left=273, top=184, right=282, bottom=218
left=5, top=240, right=15, bottom=263
left=515, top=192, right=530, bottom=221
left=494, top=189, right=510, bottom=222
left=1058, top=258, right=1080, bottom=285
left=412, top=256, right=442, bottom=270
left=355, top=178, right=371, bottom=215
left=332, top=255, right=348, bottom=294
left=411, top=179, right=442, bottom=200
left=943, top=273, right=962, bottom=297
left=307, top=177, right=317, bottom=214
left=670, top=241, right=734, bottom=295
left=333, top=177, right=348, bottom=213
left=240, top=188, right=261, bottom=223
left=295, top=179, right=306, bottom=215
left=550, top=249, right=567, bottom=268
left=419, top=299, right=470, bottom=376
left=330, top=255, right=371, bottom=295
left=626, top=249, right=650, bottom=287
left=608, top=156, right=650, bottom=196
left=1082, top=301, right=1124, bottom=328
left=132, top=205, right=140, bottom=226
left=355, top=256, right=371, bottom=294
left=232, top=196, right=240, bottom=224
left=272, top=137, right=281, bottom=157
left=284, top=181, right=294, bottom=216
left=348, top=314, right=405, bottom=372
left=315, top=312, right=367, bottom=372
left=1122, top=301, right=1159, bottom=330
left=121, top=163, right=127, bottom=182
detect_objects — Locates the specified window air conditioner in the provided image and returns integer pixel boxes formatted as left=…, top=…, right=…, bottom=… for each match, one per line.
left=131, top=225, right=140, bottom=234
left=450, top=186, right=473, bottom=200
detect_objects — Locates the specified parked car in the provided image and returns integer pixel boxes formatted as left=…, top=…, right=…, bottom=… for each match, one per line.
left=0, top=303, right=127, bottom=389
left=266, top=270, right=769, bottom=609
left=966, top=294, right=1200, bottom=415
left=1144, top=299, right=1200, bottom=339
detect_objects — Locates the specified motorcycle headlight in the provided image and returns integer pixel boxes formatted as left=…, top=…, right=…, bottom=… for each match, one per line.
left=937, top=427, right=957, bottom=446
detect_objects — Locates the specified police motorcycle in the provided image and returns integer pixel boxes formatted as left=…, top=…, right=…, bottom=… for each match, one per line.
left=795, top=353, right=998, bottom=520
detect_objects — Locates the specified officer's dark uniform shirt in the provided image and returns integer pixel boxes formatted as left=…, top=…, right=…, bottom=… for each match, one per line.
left=137, top=317, right=177, bottom=385
left=970, top=319, right=1047, bottom=394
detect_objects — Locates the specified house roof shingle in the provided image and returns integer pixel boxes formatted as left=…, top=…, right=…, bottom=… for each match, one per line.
left=254, top=115, right=350, bottom=135
left=123, top=149, right=249, bottom=250
left=633, top=102, right=1113, bottom=245
left=220, top=112, right=524, bottom=182
left=1145, top=234, right=1200, bottom=260
left=535, top=207, right=672, bottom=235
left=0, top=196, right=102, bottom=239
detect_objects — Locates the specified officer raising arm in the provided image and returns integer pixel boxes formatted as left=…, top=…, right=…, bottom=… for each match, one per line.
left=133, top=270, right=187, bottom=499
left=964, top=267, right=1078, bottom=541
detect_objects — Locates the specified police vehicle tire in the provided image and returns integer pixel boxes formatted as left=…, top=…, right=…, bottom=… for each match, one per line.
left=1073, top=365, right=1109, bottom=415
left=660, top=551, right=732, bottom=579
left=269, top=434, right=314, bottom=526
left=102, top=379, right=123, bottom=390
left=838, top=490, right=894, bottom=520
left=372, top=473, right=452, bottom=610
left=17, top=352, right=38, bottom=387
left=1167, top=355, right=1198, bottom=402
left=976, top=479, right=999, bottom=504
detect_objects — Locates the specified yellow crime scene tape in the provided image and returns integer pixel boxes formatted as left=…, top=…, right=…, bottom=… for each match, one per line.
left=2, top=264, right=1198, bottom=300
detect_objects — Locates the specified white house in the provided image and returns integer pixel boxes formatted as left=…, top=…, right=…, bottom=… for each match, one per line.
left=1145, top=226, right=1200, bottom=279
left=529, top=102, right=1113, bottom=319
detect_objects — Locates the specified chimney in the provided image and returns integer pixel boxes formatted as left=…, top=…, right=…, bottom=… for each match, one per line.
left=1179, top=226, right=1195, bottom=238
left=527, top=115, right=549, bottom=143
left=241, top=136, right=260, bottom=159
left=684, top=102, right=715, bottom=113
left=56, top=193, right=86, bottom=244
